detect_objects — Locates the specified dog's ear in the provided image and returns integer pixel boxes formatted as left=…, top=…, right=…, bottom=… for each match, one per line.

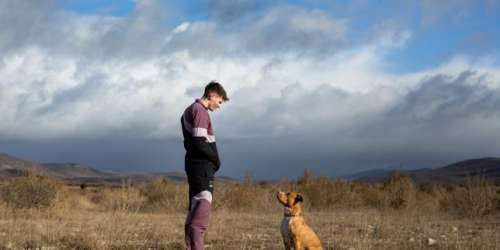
left=276, top=191, right=287, bottom=206
left=293, top=194, right=303, bottom=205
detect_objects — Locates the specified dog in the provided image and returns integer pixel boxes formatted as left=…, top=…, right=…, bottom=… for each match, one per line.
left=276, top=191, right=323, bottom=250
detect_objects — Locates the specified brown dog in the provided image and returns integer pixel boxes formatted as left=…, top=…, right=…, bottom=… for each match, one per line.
left=276, top=191, right=323, bottom=250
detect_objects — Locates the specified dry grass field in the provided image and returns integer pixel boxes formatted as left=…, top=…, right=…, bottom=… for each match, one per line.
left=0, top=170, right=499, bottom=249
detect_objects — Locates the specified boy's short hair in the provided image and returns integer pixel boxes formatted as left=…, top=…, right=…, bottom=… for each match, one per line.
left=203, top=81, right=229, bottom=101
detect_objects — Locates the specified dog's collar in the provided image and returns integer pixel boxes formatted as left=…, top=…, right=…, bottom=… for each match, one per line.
left=283, top=207, right=298, bottom=217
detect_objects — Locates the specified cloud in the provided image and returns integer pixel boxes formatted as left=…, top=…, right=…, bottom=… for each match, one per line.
left=391, top=71, right=500, bottom=120
left=0, top=0, right=60, bottom=54
left=0, top=2, right=497, bottom=143
left=240, top=5, right=346, bottom=56
left=218, top=69, right=500, bottom=178
left=164, top=3, right=347, bottom=57
left=419, top=0, right=496, bottom=27
left=0, top=0, right=499, bottom=178
left=205, top=0, right=261, bottom=23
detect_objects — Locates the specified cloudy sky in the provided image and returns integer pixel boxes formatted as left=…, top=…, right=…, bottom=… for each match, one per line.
left=1, top=0, right=499, bottom=179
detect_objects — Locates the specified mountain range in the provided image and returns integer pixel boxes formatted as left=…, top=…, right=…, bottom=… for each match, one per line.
left=0, top=152, right=235, bottom=185
left=344, top=157, right=500, bottom=184
left=1, top=152, right=499, bottom=184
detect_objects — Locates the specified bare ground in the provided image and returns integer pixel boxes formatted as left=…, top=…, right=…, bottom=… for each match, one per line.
left=0, top=207, right=499, bottom=249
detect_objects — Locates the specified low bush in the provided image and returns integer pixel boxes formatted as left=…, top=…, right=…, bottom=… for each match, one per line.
left=440, top=177, right=498, bottom=218
left=0, top=169, right=63, bottom=209
left=382, top=173, right=416, bottom=210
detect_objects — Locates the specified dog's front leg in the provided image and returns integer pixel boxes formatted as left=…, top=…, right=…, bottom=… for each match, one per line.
left=293, top=236, right=302, bottom=250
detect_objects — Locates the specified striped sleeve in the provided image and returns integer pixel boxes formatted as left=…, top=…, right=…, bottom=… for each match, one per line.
left=191, top=104, right=210, bottom=138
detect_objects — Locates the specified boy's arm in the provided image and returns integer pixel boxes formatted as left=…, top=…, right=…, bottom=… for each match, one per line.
left=191, top=136, right=220, bottom=168
left=190, top=108, right=221, bottom=169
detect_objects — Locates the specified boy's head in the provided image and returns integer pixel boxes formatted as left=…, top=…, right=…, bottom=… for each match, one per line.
left=202, top=81, right=229, bottom=111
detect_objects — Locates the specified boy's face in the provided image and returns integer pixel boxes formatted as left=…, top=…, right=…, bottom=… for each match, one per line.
left=207, top=93, right=224, bottom=111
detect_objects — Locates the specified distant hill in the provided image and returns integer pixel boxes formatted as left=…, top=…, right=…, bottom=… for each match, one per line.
left=42, top=163, right=117, bottom=179
left=0, top=152, right=236, bottom=185
left=352, top=158, right=500, bottom=184
left=0, top=153, right=43, bottom=177
left=343, top=168, right=397, bottom=181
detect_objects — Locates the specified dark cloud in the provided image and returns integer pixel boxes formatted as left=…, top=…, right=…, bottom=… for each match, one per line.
left=0, top=138, right=183, bottom=173
left=205, top=0, right=262, bottom=23
left=3, top=69, right=500, bottom=179
left=0, top=0, right=59, bottom=54
left=0, top=0, right=172, bottom=61
left=213, top=71, right=500, bottom=178
left=35, top=73, right=107, bottom=116
left=95, top=0, right=170, bottom=60
left=241, top=5, right=346, bottom=56
left=163, top=4, right=347, bottom=57
left=0, top=0, right=499, bottom=180
left=390, top=71, right=500, bottom=121
left=0, top=1, right=347, bottom=60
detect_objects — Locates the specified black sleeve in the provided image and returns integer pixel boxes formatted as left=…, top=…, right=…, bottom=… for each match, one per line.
left=191, top=137, right=220, bottom=168
left=212, top=143, right=220, bottom=172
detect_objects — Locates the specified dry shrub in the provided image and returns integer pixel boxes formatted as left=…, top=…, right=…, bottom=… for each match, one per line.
left=0, top=169, right=63, bottom=209
left=58, top=235, right=96, bottom=250
left=140, top=177, right=186, bottom=212
left=297, top=168, right=314, bottom=185
left=440, top=177, right=498, bottom=218
left=60, top=190, right=98, bottom=211
left=414, top=183, right=446, bottom=214
left=0, top=200, right=10, bottom=219
left=298, top=177, right=363, bottom=210
left=497, top=188, right=500, bottom=210
left=22, top=240, right=42, bottom=250
left=93, top=182, right=145, bottom=212
left=359, top=183, right=385, bottom=208
left=382, top=173, right=416, bottom=209
left=216, top=181, right=262, bottom=211
left=215, top=173, right=278, bottom=212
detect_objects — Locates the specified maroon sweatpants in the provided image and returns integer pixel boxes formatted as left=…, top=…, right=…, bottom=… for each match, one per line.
left=185, top=191, right=212, bottom=250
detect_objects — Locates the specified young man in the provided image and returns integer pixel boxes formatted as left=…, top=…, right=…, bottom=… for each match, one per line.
left=181, top=81, right=229, bottom=250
